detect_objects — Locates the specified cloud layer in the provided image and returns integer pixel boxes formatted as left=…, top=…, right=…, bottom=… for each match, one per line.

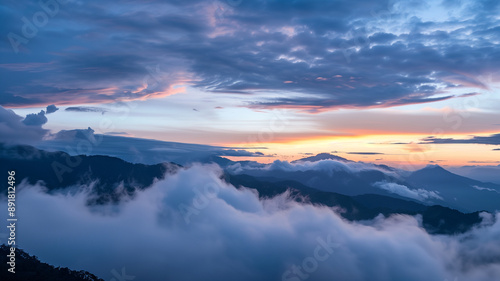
left=1, top=165, right=499, bottom=281
left=373, top=181, right=443, bottom=202
left=2, top=0, right=500, bottom=111
left=38, top=127, right=267, bottom=165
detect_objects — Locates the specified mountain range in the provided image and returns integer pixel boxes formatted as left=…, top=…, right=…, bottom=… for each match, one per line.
left=1, top=144, right=498, bottom=279
left=0, top=144, right=495, bottom=234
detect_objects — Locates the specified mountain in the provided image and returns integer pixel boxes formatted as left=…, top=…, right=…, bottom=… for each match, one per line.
left=226, top=174, right=483, bottom=234
left=233, top=162, right=416, bottom=199
left=228, top=155, right=500, bottom=212
left=448, top=165, right=500, bottom=185
left=407, top=165, right=500, bottom=212
left=0, top=143, right=179, bottom=204
left=0, top=145, right=490, bottom=234
left=0, top=245, right=103, bottom=281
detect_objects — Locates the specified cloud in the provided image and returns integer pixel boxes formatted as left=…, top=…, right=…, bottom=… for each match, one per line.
left=2, top=0, right=500, bottom=111
left=0, top=106, right=48, bottom=144
left=494, top=148, right=500, bottom=151
left=346, top=152, right=384, bottom=155
left=217, top=149, right=267, bottom=157
left=472, top=185, right=500, bottom=194
left=1, top=165, right=499, bottom=281
left=65, top=107, right=108, bottom=114
left=421, top=133, right=500, bottom=145
left=373, top=181, right=443, bottom=202
left=46, top=104, right=59, bottom=114
left=22, top=110, right=48, bottom=126
left=104, top=131, right=130, bottom=136
left=458, top=92, right=481, bottom=98
left=227, top=158, right=401, bottom=179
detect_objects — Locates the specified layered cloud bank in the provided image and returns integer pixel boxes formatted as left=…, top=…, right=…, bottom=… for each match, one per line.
left=1, top=165, right=499, bottom=281
left=2, top=0, right=500, bottom=110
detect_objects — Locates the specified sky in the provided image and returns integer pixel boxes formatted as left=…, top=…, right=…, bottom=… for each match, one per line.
left=2, top=0, right=500, bottom=167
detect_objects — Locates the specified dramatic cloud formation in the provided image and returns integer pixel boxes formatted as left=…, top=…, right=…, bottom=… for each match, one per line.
left=1, top=0, right=500, bottom=111
left=373, top=181, right=443, bottom=202
left=1, top=165, right=499, bottom=281
left=0, top=106, right=48, bottom=144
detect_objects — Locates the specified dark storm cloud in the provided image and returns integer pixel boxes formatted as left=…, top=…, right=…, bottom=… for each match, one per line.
left=421, top=133, right=500, bottom=145
left=1, top=0, right=500, bottom=110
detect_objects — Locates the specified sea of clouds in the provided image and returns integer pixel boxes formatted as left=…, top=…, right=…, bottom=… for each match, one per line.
left=1, top=164, right=499, bottom=281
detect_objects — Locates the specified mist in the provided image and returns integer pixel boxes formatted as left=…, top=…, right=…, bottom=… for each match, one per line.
left=1, top=164, right=499, bottom=281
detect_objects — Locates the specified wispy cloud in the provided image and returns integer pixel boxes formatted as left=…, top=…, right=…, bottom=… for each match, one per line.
left=373, top=181, right=443, bottom=202
left=421, top=133, right=500, bottom=145
left=347, top=152, right=385, bottom=155
left=65, top=107, right=108, bottom=114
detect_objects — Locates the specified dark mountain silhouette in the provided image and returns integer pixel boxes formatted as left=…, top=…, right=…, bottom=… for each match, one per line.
left=0, top=245, right=103, bottom=281
left=407, top=164, right=500, bottom=212
left=409, top=164, right=475, bottom=185
left=237, top=166, right=411, bottom=197
left=0, top=143, right=179, bottom=204
left=0, top=145, right=488, bottom=234
left=231, top=156, right=500, bottom=212
left=226, top=174, right=483, bottom=234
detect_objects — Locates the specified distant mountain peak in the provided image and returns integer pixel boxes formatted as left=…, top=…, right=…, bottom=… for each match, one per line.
left=410, top=164, right=465, bottom=181
left=423, top=164, right=445, bottom=170
left=292, top=153, right=351, bottom=163
left=418, top=164, right=451, bottom=174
